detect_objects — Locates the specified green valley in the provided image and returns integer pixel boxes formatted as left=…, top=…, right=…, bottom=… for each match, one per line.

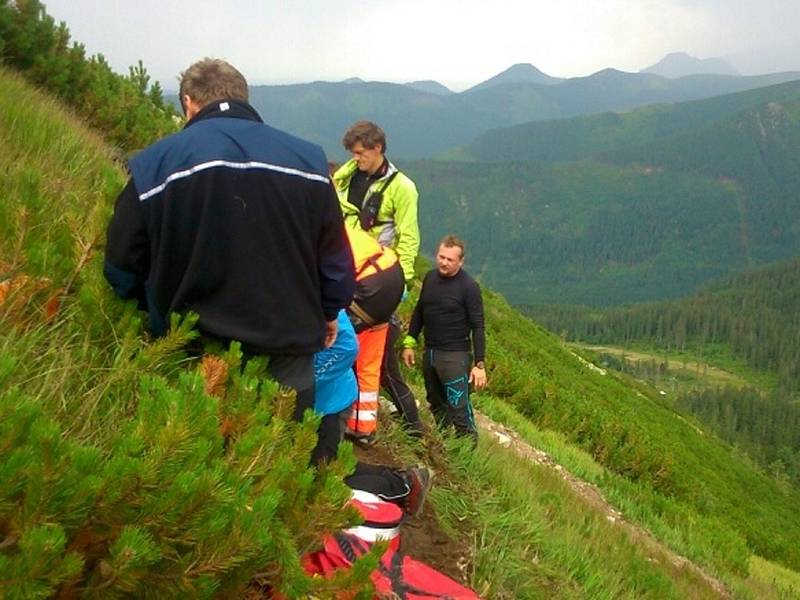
left=529, top=257, right=800, bottom=488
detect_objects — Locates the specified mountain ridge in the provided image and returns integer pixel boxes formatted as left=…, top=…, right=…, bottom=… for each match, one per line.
left=404, top=79, right=453, bottom=95
left=643, top=51, right=740, bottom=78
left=405, top=81, right=800, bottom=306
left=242, top=69, right=800, bottom=159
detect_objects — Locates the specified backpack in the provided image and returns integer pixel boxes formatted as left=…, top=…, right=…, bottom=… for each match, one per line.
left=359, top=170, right=400, bottom=231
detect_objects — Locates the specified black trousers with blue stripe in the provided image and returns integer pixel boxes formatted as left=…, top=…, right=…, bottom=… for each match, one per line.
left=422, top=349, right=477, bottom=441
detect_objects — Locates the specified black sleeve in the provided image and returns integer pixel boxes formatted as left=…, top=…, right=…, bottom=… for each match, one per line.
left=317, top=184, right=356, bottom=321
left=466, top=280, right=485, bottom=362
left=408, top=298, right=423, bottom=340
left=407, top=272, right=429, bottom=340
left=103, top=178, right=149, bottom=308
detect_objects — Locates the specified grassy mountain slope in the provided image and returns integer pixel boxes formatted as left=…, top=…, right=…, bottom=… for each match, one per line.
left=394, top=285, right=800, bottom=595
left=3, top=65, right=799, bottom=598
left=0, top=65, right=721, bottom=599
left=406, top=84, right=800, bottom=306
left=243, top=71, right=800, bottom=160
left=476, top=290, right=800, bottom=570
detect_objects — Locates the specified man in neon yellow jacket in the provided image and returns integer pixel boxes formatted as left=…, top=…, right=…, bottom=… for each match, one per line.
left=333, top=120, right=424, bottom=436
left=332, top=122, right=420, bottom=283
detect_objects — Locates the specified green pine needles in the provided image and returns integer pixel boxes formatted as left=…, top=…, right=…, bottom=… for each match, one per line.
left=0, top=336, right=364, bottom=598
left=0, top=66, right=371, bottom=598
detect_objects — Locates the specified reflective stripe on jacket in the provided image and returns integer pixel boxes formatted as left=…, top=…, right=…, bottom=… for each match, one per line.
left=346, top=227, right=398, bottom=281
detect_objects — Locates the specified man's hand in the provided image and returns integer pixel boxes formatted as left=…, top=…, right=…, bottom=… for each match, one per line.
left=324, top=318, right=338, bottom=348
left=469, top=365, right=487, bottom=390
left=401, top=347, right=416, bottom=367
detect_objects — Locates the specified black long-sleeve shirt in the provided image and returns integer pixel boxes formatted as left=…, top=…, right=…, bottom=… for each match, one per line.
left=408, top=268, right=485, bottom=362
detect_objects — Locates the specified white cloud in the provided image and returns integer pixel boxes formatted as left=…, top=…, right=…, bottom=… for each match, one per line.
left=41, top=0, right=800, bottom=90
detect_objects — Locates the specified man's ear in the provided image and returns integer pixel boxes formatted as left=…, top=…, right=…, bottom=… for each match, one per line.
left=183, top=95, right=202, bottom=120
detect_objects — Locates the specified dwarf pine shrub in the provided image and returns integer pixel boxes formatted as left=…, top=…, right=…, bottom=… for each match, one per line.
left=0, top=0, right=178, bottom=153
left=0, top=66, right=372, bottom=598
left=0, top=327, right=365, bottom=598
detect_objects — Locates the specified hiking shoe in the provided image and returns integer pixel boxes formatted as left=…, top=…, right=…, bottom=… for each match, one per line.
left=378, top=395, right=398, bottom=415
left=345, top=431, right=377, bottom=447
left=405, top=466, right=433, bottom=517
left=357, top=433, right=377, bottom=447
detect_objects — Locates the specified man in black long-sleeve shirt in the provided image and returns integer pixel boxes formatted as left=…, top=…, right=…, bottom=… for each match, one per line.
left=401, top=235, right=486, bottom=441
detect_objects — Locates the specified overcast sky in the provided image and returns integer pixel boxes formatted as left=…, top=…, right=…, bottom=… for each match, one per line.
left=43, top=0, right=800, bottom=91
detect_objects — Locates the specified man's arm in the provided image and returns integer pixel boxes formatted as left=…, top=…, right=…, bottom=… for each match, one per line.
left=401, top=276, right=426, bottom=366
left=391, top=177, right=420, bottom=283
left=466, top=280, right=487, bottom=389
left=103, top=179, right=149, bottom=307
left=407, top=293, right=424, bottom=341
left=317, top=184, right=356, bottom=325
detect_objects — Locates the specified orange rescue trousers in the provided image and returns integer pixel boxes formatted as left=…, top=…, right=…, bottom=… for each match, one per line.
left=347, top=323, right=389, bottom=439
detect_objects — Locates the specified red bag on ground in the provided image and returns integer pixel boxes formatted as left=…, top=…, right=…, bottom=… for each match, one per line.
left=304, top=490, right=402, bottom=577
left=375, top=548, right=481, bottom=600
left=302, top=491, right=481, bottom=599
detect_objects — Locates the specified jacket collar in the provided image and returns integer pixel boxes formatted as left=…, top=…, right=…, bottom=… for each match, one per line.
left=333, top=157, right=398, bottom=191
left=184, top=98, right=263, bottom=129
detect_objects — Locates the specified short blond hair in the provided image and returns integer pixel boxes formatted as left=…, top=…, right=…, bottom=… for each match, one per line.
left=439, top=235, right=465, bottom=258
left=179, top=58, right=248, bottom=109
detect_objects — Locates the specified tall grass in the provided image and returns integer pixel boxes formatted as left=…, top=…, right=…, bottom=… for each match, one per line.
left=379, top=416, right=728, bottom=599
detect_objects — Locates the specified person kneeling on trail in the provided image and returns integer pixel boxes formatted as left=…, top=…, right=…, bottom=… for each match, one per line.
left=344, top=227, right=423, bottom=443
left=312, top=309, right=432, bottom=517
left=402, top=235, right=487, bottom=444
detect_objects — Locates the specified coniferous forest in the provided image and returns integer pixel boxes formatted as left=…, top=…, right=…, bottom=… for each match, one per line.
left=530, top=258, right=800, bottom=485
left=530, top=258, right=800, bottom=391
left=405, top=81, right=800, bottom=307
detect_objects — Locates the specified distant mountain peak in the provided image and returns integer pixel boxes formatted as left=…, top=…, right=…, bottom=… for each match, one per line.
left=404, top=80, right=453, bottom=95
left=589, top=67, right=628, bottom=78
left=506, top=63, right=548, bottom=75
left=468, top=63, right=563, bottom=92
left=642, top=52, right=739, bottom=78
left=341, top=77, right=365, bottom=84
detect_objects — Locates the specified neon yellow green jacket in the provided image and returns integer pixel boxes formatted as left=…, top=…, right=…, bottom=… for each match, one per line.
left=333, top=158, right=420, bottom=282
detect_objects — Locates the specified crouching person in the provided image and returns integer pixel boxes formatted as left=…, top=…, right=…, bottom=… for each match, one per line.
left=345, top=227, right=423, bottom=442
left=311, top=309, right=431, bottom=517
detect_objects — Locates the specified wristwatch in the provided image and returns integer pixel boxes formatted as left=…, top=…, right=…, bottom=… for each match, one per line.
left=475, top=361, right=485, bottom=369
